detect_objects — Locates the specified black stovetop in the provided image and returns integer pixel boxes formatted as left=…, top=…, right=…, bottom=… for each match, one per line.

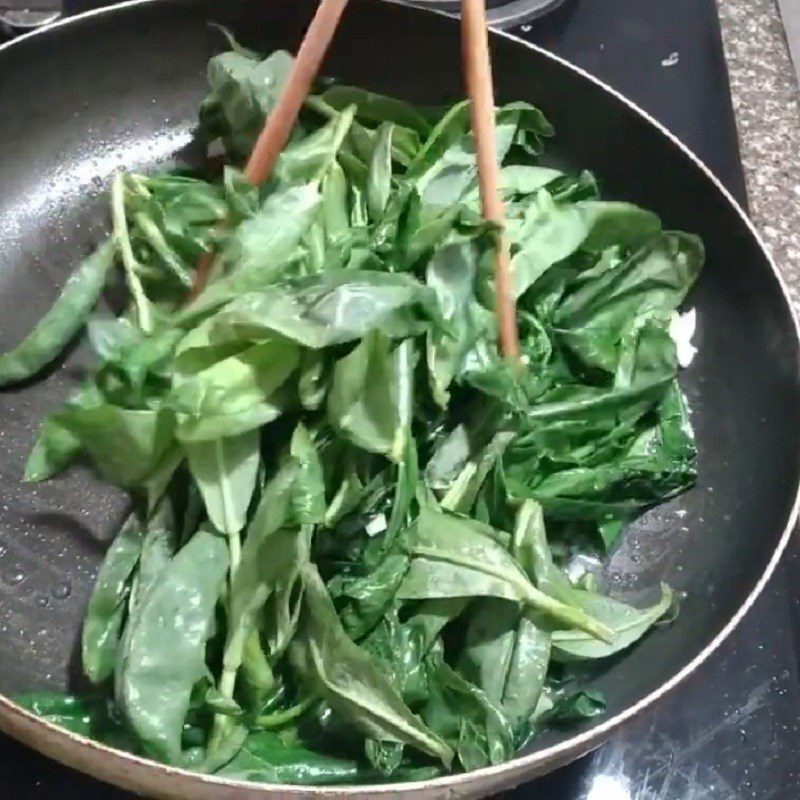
left=3, top=1, right=799, bottom=798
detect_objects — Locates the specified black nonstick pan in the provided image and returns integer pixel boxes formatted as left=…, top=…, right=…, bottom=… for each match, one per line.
left=0, top=1, right=798, bottom=798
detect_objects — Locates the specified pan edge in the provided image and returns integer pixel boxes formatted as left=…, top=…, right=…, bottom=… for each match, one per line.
left=0, top=0, right=798, bottom=796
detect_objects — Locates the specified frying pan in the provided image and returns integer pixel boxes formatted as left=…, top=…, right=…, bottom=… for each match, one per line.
left=0, top=1, right=798, bottom=797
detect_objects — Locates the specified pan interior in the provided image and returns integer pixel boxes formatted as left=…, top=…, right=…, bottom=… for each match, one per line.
left=0, top=0, right=798, bottom=768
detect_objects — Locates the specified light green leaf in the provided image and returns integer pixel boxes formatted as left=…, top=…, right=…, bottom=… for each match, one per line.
left=0, top=239, right=116, bottom=386
left=186, top=429, right=261, bottom=536
left=116, top=526, right=228, bottom=764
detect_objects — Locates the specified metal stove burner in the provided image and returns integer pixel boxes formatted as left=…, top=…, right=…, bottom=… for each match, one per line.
left=406, top=0, right=566, bottom=29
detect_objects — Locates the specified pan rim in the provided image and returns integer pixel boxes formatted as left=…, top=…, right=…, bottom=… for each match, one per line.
left=1, top=0, right=799, bottom=794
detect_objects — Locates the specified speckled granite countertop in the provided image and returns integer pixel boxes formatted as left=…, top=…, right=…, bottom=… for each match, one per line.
left=718, top=0, right=800, bottom=309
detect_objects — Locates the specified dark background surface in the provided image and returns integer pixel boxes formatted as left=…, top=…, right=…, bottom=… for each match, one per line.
left=1, top=1, right=798, bottom=798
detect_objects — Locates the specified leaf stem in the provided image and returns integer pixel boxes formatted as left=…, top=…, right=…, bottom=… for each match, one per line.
left=524, top=584, right=615, bottom=643
left=133, top=212, right=192, bottom=287
left=316, top=104, right=357, bottom=181
left=255, top=696, right=317, bottom=730
left=110, top=173, right=152, bottom=333
left=229, top=530, right=242, bottom=581
left=209, top=621, right=248, bottom=751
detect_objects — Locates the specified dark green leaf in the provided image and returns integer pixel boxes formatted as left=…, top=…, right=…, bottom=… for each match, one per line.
left=538, top=690, right=606, bottom=725
left=421, top=643, right=515, bottom=771
left=202, top=49, right=293, bottom=160
left=320, top=85, right=433, bottom=134
left=220, top=730, right=436, bottom=785
left=289, top=563, right=454, bottom=766
left=15, top=692, right=137, bottom=750
left=554, top=232, right=704, bottom=373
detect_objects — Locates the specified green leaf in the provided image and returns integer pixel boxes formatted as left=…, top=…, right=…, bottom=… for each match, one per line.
left=214, top=424, right=325, bottom=743
left=538, top=690, right=606, bottom=725
left=421, top=643, right=515, bottom=771
left=24, top=417, right=81, bottom=482
left=82, top=512, right=143, bottom=685
left=289, top=563, right=454, bottom=766
left=367, top=123, right=394, bottom=221
left=407, top=101, right=471, bottom=177
left=550, top=584, right=673, bottom=661
left=228, top=182, right=322, bottom=275
left=15, top=693, right=137, bottom=750
left=227, top=426, right=325, bottom=631
left=439, top=431, right=514, bottom=514
left=329, top=553, right=410, bottom=640
left=463, top=164, right=563, bottom=202
left=320, top=85, right=433, bottom=135
left=554, top=232, right=704, bottom=373
left=172, top=340, right=298, bottom=441
left=506, top=369, right=695, bottom=522
left=113, top=504, right=180, bottom=706
left=322, top=161, right=351, bottom=244
left=186, top=429, right=260, bottom=536
left=116, top=526, right=228, bottom=764
left=215, top=270, right=436, bottom=349
left=201, top=49, right=294, bottom=160
left=459, top=599, right=551, bottom=727
left=274, top=107, right=356, bottom=187
left=425, top=240, right=481, bottom=406
left=412, top=102, right=552, bottom=209
left=53, top=402, right=174, bottom=488
left=220, top=730, right=435, bottom=785
left=360, top=609, right=432, bottom=708
left=509, top=193, right=661, bottom=299
left=513, top=500, right=673, bottom=660
left=398, top=507, right=613, bottom=642
left=328, top=333, right=414, bottom=462
left=0, top=239, right=115, bottom=386
left=298, top=350, right=327, bottom=411
left=178, top=183, right=322, bottom=324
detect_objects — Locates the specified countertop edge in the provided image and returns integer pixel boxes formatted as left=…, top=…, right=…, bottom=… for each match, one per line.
left=718, top=0, right=800, bottom=310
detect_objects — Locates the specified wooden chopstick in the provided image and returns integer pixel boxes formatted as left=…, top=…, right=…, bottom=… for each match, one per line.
left=461, top=0, right=520, bottom=360
left=245, top=0, right=350, bottom=184
left=188, top=0, right=350, bottom=301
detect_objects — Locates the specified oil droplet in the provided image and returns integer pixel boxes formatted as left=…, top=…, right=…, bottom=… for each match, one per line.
left=4, top=570, right=25, bottom=586
left=51, top=581, right=72, bottom=599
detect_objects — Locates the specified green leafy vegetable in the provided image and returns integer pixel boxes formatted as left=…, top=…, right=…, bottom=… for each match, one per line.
left=0, top=240, right=116, bottom=386
left=328, top=333, right=414, bottom=462
left=15, top=693, right=136, bottom=750
left=186, top=429, right=260, bottom=537
left=399, top=507, right=613, bottom=642
left=459, top=599, right=551, bottom=728
left=82, top=513, right=144, bottom=684
left=115, top=526, right=228, bottom=764
left=14, top=35, right=702, bottom=786
left=290, top=563, right=454, bottom=767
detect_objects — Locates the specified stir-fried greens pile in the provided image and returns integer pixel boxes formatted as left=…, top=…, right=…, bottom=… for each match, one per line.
left=8, top=40, right=703, bottom=784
